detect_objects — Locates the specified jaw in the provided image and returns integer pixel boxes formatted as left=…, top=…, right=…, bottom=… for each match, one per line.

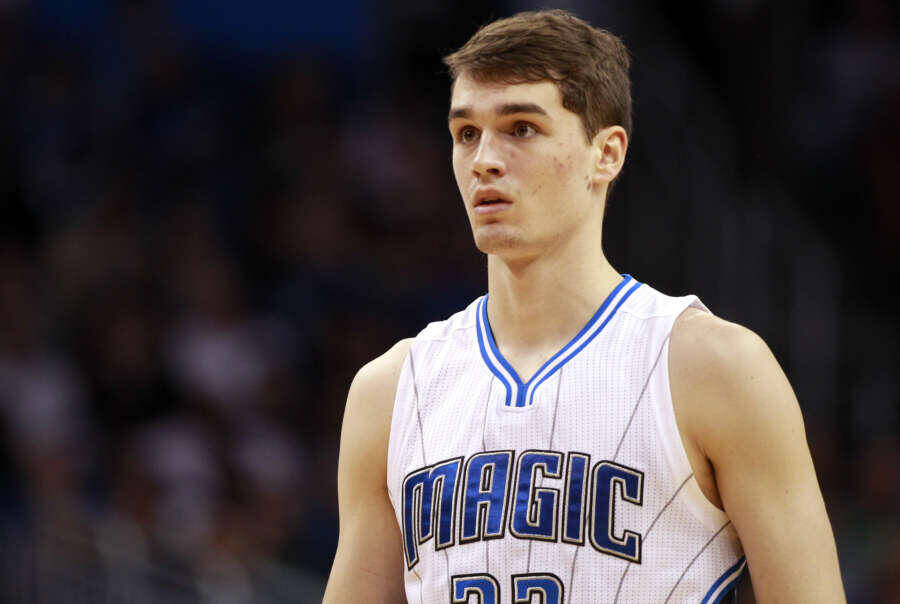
left=472, top=219, right=561, bottom=267
left=472, top=222, right=527, bottom=256
left=473, top=204, right=605, bottom=268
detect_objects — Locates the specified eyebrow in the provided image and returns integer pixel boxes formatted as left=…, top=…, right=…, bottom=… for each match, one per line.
left=448, top=102, right=549, bottom=122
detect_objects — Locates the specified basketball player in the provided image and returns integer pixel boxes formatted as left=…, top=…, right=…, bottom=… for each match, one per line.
left=324, top=10, right=845, bottom=603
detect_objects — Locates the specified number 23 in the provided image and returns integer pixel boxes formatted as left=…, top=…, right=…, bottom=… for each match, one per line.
left=451, top=573, right=564, bottom=603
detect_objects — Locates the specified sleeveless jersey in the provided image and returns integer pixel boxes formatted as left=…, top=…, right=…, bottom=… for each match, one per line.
left=386, top=275, right=746, bottom=603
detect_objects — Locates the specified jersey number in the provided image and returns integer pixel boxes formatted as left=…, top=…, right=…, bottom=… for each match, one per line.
left=451, top=573, right=563, bottom=603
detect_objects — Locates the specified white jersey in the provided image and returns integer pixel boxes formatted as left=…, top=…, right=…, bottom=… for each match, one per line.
left=387, top=275, right=746, bottom=604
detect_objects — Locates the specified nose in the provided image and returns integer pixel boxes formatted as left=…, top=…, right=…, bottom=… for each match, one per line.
left=472, top=132, right=505, bottom=178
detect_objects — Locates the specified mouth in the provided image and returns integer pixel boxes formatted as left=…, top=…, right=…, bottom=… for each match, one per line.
left=473, top=197, right=512, bottom=216
left=472, top=190, right=514, bottom=215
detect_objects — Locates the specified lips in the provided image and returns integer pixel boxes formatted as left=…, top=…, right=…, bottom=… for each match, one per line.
left=473, top=189, right=513, bottom=207
left=472, top=190, right=513, bottom=216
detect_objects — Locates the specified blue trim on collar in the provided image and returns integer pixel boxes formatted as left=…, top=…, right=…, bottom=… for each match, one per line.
left=524, top=278, right=641, bottom=404
left=475, top=296, right=513, bottom=406
left=475, top=274, right=642, bottom=407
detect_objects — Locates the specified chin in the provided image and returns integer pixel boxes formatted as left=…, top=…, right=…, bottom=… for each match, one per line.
left=473, top=226, right=530, bottom=257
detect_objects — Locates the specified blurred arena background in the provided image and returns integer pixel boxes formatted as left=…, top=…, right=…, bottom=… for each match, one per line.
left=0, top=0, right=898, bottom=602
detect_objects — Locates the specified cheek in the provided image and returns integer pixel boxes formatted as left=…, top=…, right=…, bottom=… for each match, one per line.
left=545, top=140, right=575, bottom=172
left=452, top=156, right=468, bottom=191
left=553, top=157, right=570, bottom=174
left=549, top=149, right=592, bottom=189
left=538, top=150, right=580, bottom=188
left=556, top=144, right=585, bottom=171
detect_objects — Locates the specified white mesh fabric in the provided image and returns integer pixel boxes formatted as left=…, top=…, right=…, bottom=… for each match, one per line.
left=387, top=280, right=744, bottom=603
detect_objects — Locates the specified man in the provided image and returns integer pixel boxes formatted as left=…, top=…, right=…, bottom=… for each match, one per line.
left=325, top=10, right=844, bottom=603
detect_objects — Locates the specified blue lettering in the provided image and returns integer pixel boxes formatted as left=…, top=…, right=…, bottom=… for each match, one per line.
left=511, top=451, right=563, bottom=540
left=402, top=457, right=462, bottom=569
left=562, top=453, right=590, bottom=544
left=460, top=451, right=513, bottom=543
left=400, top=450, right=646, bottom=568
left=452, top=574, right=499, bottom=604
left=512, top=573, right=563, bottom=604
left=589, top=461, right=643, bottom=562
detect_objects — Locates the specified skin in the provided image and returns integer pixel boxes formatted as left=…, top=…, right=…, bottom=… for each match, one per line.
left=324, top=339, right=409, bottom=603
left=324, top=73, right=845, bottom=602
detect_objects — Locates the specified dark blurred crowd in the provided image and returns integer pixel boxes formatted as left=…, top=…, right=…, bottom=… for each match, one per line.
left=0, top=0, right=898, bottom=602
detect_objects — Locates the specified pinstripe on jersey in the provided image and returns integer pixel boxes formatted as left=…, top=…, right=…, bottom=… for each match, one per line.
left=387, top=276, right=745, bottom=603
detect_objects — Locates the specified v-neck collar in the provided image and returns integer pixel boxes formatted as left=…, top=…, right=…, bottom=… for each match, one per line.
left=475, top=274, right=642, bottom=407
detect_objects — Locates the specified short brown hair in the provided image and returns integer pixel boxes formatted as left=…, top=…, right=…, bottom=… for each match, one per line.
left=443, top=10, right=632, bottom=143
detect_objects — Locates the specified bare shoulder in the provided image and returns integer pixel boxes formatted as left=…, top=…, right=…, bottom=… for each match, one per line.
left=343, top=338, right=414, bottom=443
left=669, top=312, right=844, bottom=603
left=669, top=307, right=803, bottom=457
left=669, top=307, right=770, bottom=377
left=327, top=339, right=413, bottom=603
left=349, top=338, right=414, bottom=410
left=337, top=337, right=414, bottom=504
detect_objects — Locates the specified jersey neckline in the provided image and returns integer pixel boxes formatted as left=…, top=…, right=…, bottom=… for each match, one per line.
left=475, top=274, right=643, bottom=408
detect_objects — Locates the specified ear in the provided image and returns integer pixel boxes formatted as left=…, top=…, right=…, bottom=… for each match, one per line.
left=590, top=126, right=628, bottom=187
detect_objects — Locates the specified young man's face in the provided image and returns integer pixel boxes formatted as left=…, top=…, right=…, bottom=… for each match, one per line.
left=448, top=73, right=604, bottom=261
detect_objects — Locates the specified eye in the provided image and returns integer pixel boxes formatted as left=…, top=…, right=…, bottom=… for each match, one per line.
left=512, top=122, right=537, bottom=138
left=456, top=125, right=479, bottom=144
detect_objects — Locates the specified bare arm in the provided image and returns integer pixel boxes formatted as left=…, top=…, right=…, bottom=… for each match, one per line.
left=670, top=311, right=844, bottom=603
left=323, top=339, right=412, bottom=604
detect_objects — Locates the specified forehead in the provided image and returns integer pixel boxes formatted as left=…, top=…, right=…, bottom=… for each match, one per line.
left=449, top=73, right=565, bottom=116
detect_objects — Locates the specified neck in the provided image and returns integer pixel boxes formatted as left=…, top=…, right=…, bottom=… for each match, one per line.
left=486, top=225, right=622, bottom=377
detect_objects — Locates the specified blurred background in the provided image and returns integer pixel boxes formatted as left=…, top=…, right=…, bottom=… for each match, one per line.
left=0, top=0, right=897, bottom=601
